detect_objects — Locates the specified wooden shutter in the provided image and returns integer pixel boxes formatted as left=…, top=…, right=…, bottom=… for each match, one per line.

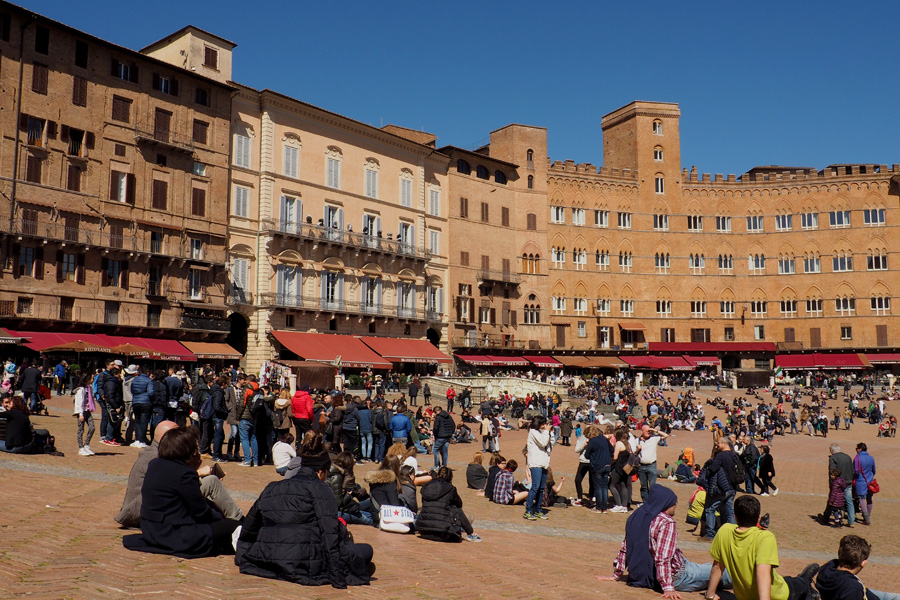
left=489, top=307, right=496, bottom=325
left=460, top=197, right=468, bottom=218
left=481, top=255, right=490, bottom=270
left=60, top=125, right=70, bottom=142
left=56, top=250, right=64, bottom=282
left=129, top=63, right=139, bottom=83
left=120, top=261, right=129, bottom=290
left=100, top=257, right=108, bottom=286
left=152, top=72, right=160, bottom=91
left=510, top=310, right=517, bottom=327
left=876, top=325, right=888, bottom=347
left=191, top=188, right=206, bottom=216
left=76, top=254, right=85, bottom=284
left=502, top=301, right=510, bottom=325
left=46, top=121, right=57, bottom=139
left=109, top=171, right=120, bottom=201
left=11, top=244, right=20, bottom=279
left=25, top=155, right=41, bottom=183
left=19, top=113, right=29, bottom=130
left=784, top=328, right=795, bottom=342
left=170, top=79, right=178, bottom=96
left=502, top=206, right=510, bottom=227
left=85, top=132, right=94, bottom=149
left=72, top=76, right=87, bottom=106
left=152, top=179, right=167, bottom=210
left=67, top=164, right=81, bottom=192
left=34, top=247, right=44, bottom=280
left=810, top=327, right=821, bottom=348
left=556, top=325, right=566, bottom=348
left=32, top=63, right=48, bottom=94
left=126, top=174, right=136, bottom=204
left=110, top=58, right=119, bottom=76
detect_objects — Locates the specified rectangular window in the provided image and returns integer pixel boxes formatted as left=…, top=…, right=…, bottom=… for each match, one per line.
left=365, top=169, right=378, bottom=198
left=399, top=178, right=412, bottom=206
left=151, top=179, right=167, bottom=210
left=25, top=155, right=42, bottom=183
left=233, top=185, right=249, bottom=217
left=61, top=253, right=77, bottom=282
left=841, top=326, right=852, bottom=340
left=191, top=188, right=206, bottom=217
left=429, top=230, right=440, bottom=255
left=724, top=327, right=735, bottom=341
left=34, top=26, right=49, bottom=54
left=459, top=197, right=469, bottom=218
left=192, top=120, right=209, bottom=145
left=188, top=269, right=203, bottom=300
left=66, top=164, right=81, bottom=192
left=152, top=73, right=178, bottom=95
left=829, top=210, right=851, bottom=227
left=195, top=88, right=209, bottom=107
left=203, top=47, right=218, bottom=69
left=150, top=232, right=163, bottom=254
left=551, top=206, right=565, bottom=223
left=720, top=301, right=735, bottom=317
left=75, top=40, right=88, bottom=68
left=617, top=212, right=631, bottom=229
left=190, top=239, right=203, bottom=260
left=111, top=96, right=132, bottom=123
left=18, top=247, right=35, bottom=277
left=775, top=214, right=792, bottom=231
left=754, top=325, right=765, bottom=341
left=806, top=298, right=823, bottom=315
left=687, top=215, right=702, bottom=231
left=716, top=216, right=732, bottom=232
left=746, top=215, right=763, bottom=232
left=32, top=63, right=48, bottom=94
left=192, top=162, right=207, bottom=177
left=429, top=189, right=441, bottom=216
left=595, top=210, right=609, bottom=227
left=801, top=212, right=818, bottom=230
left=577, top=321, right=587, bottom=338
left=460, top=251, right=469, bottom=266
left=871, top=296, right=891, bottom=315
left=863, top=208, right=886, bottom=226
left=234, top=134, right=251, bottom=168
left=502, top=206, right=510, bottom=227
left=527, top=213, right=537, bottom=230
left=480, top=202, right=489, bottom=223
left=65, top=127, right=87, bottom=158
left=111, top=59, right=137, bottom=82
left=653, top=214, right=669, bottom=231
left=572, top=208, right=585, bottom=226
left=105, top=259, right=121, bottom=287
left=654, top=177, right=665, bottom=194
left=72, top=76, right=87, bottom=106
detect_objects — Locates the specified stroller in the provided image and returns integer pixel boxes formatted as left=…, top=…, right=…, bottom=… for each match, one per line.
left=30, top=384, right=52, bottom=416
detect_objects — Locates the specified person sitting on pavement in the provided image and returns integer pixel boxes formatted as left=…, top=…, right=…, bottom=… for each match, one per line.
left=466, top=451, right=488, bottom=492
left=365, top=455, right=403, bottom=513
left=236, top=432, right=374, bottom=588
left=115, top=421, right=242, bottom=528
left=0, top=395, right=38, bottom=453
left=706, top=494, right=820, bottom=600
left=816, top=534, right=900, bottom=600
left=612, top=484, right=733, bottom=598
left=491, top=459, right=529, bottom=506
left=416, top=466, right=482, bottom=543
left=122, top=427, right=242, bottom=558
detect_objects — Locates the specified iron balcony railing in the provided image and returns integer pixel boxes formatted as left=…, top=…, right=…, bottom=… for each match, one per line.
left=258, top=293, right=427, bottom=320
left=261, top=219, right=430, bottom=260
left=478, top=269, right=521, bottom=285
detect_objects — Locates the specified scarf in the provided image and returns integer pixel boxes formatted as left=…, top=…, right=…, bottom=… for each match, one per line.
left=624, top=484, right=678, bottom=590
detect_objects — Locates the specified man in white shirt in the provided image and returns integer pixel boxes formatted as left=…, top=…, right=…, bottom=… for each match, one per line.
left=630, top=424, right=670, bottom=504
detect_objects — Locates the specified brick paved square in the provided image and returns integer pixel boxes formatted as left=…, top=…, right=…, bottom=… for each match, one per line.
left=1, top=388, right=897, bottom=599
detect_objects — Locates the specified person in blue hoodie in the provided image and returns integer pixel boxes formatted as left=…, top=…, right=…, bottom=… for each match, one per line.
left=390, top=410, right=412, bottom=446
left=816, top=535, right=900, bottom=600
left=129, top=366, right=153, bottom=447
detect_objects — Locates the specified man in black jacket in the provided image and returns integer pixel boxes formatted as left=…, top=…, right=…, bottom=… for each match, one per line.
left=432, top=406, right=455, bottom=469
left=99, top=363, right=124, bottom=446
left=19, top=362, right=42, bottom=413
left=164, top=367, right=184, bottom=423
left=193, top=375, right=213, bottom=456
left=703, top=438, right=739, bottom=539
left=210, top=376, right=228, bottom=463
left=738, top=433, right=760, bottom=494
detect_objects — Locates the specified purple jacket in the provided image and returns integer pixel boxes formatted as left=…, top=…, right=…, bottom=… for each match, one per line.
left=828, top=476, right=847, bottom=507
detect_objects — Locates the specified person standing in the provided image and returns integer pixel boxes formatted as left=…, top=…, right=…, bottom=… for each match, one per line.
left=19, top=362, right=42, bottom=414
left=524, top=415, right=553, bottom=521
left=224, top=376, right=241, bottom=462
left=100, top=363, right=124, bottom=446
left=73, top=374, right=96, bottom=456
left=703, top=438, right=739, bottom=540
left=342, top=396, right=361, bottom=459
left=445, top=386, right=456, bottom=413
left=357, top=400, right=373, bottom=462
left=852, top=442, right=876, bottom=526
left=584, top=422, right=613, bottom=513
left=129, top=367, right=153, bottom=448
left=423, top=383, right=431, bottom=406
left=209, top=375, right=227, bottom=463
left=54, top=360, right=68, bottom=396
left=630, top=424, right=670, bottom=504
left=164, top=367, right=184, bottom=423
left=291, top=383, right=314, bottom=442
left=408, top=379, right=419, bottom=407
left=431, top=406, right=454, bottom=469
left=758, top=445, right=779, bottom=496
left=827, top=444, right=855, bottom=526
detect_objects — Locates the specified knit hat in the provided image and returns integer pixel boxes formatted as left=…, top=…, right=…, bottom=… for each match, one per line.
left=301, top=453, right=331, bottom=473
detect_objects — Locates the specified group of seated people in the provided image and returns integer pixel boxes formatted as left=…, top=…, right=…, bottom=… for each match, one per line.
left=118, top=421, right=375, bottom=588
left=464, top=450, right=565, bottom=508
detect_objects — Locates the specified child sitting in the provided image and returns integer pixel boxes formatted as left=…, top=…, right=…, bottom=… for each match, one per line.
left=272, top=432, right=296, bottom=476
left=492, top=459, right=529, bottom=505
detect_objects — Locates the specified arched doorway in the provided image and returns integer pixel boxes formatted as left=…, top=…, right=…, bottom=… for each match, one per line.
left=226, top=313, right=249, bottom=356
left=426, top=327, right=441, bottom=348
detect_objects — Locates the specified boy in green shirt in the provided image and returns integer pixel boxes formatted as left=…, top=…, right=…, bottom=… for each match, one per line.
left=706, top=495, right=819, bottom=600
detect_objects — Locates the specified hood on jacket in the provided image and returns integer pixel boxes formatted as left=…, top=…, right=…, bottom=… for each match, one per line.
left=365, top=469, right=398, bottom=485
left=815, top=559, right=865, bottom=599
left=421, top=479, right=455, bottom=502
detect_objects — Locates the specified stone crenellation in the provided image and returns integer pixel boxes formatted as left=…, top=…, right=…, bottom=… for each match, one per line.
left=681, top=164, right=900, bottom=186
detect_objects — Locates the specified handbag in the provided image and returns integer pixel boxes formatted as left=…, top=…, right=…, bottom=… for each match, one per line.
left=623, top=449, right=641, bottom=475
left=856, top=455, right=879, bottom=494
left=378, top=504, right=415, bottom=534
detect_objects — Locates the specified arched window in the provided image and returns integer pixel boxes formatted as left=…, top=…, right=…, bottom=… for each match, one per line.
left=456, top=159, right=470, bottom=175
left=526, top=149, right=534, bottom=162
left=527, top=175, right=534, bottom=189
left=494, top=170, right=507, bottom=185
left=653, top=120, right=663, bottom=135
left=476, top=165, right=490, bottom=180
left=526, top=212, right=536, bottom=230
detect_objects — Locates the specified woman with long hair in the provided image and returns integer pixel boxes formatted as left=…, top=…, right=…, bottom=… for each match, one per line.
left=609, top=428, right=633, bottom=512
left=524, top=415, right=553, bottom=521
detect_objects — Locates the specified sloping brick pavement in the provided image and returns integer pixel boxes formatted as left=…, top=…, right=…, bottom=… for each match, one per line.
left=0, top=388, right=898, bottom=599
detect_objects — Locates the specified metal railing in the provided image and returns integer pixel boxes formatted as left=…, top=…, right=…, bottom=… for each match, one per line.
left=227, top=290, right=253, bottom=305
left=134, top=122, right=195, bottom=153
left=261, top=219, right=430, bottom=260
left=451, top=335, right=525, bottom=349
left=181, top=314, right=230, bottom=332
left=478, top=269, right=521, bottom=285
left=258, top=293, right=428, bottom=320
left=9, top=217, right=225, bottom=264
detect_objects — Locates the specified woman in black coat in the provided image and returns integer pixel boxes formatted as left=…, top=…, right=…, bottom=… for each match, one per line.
left=123, top=427, right=240, bottom=558
left=236, top=433, right=373, bottom=588
left=758, top=444, right=779, bottom=496
left=0, top=396, right=35, bottom=453
left=416, top=467, right=482, bottom=542
left=364, top=455, right=402, bottom=510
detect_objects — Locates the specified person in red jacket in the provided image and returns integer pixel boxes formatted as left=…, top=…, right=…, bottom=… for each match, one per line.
left=291, top=383, right=314, bottom=445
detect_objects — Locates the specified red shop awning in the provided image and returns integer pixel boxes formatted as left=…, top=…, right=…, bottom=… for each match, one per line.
left=523, top=355, right=563, bottom=368
left=776, top=353, right=871, bottom=370
left=455, top=354, right=498, bottom=366
left=486, top=355, right=530, bottom=367
left=181, top=342, right=242, bottom=361
left=271, top=331, right=391, bottom=369
left=866, top=353, right=900, bottom=365
left=683, top=355, right=721, bottom=367
left=621, top=355, right=693, bottom=371
left=358, top=337, right=451, bottom=364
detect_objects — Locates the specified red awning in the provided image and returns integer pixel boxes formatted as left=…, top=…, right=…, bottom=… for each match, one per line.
left=683, top=355, right=721, bottom=367
left=486, top=355, right=530, bottom=367
left=523, top=355, right=563, bottom=367
left=649, top=342, right=777, bottom=352
left=866, top=353, right=900, bottom=365
left=0, top=328, right=25, bottom=344
left=125, top=337, right=196, bottom=362
left=272, top=331, right=391, bottom=369
left=7, top=331, right=196, bottom=361
left=455, top=354, right=498, bottom=366
left=776, top=353, right=871, bottom=370
left=358, top=337, right=451, bottom=364
left=618, top=322, right=647, bottom=331
left=621, top=355, right=693, bottom=371
left=9, top=331, right=112, bottom=353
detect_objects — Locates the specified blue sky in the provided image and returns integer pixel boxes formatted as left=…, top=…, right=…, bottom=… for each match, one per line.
left=32, top=0, right=900, bottom=174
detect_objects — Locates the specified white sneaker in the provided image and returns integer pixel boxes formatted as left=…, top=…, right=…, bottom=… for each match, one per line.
left=231, top=525, right=242, bottom=552
left=78, top=447, right=91, bottom=456
left=760, top=492, right=770, bottom=496
left=129, top=441, right=143, bottom=448
left=84, top=445, right=95, bottom=455
left=772, top=488, right=779, bottom=496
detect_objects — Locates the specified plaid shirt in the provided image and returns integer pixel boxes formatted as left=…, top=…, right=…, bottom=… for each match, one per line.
left=492, top=470, right=515, bottom=505
left=614, top=512, right=685, bottom=592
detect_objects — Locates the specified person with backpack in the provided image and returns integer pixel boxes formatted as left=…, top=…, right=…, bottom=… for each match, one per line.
left=210, top=375, right=228, bottom=463
left=129, top=366, right=153, bottom=448
left=372, top=400, right=391, bottom=463
left=238, top=377, right=261, bottom=467
left=192, top=374, right=213, bottom=455
left=702, top=437, right=741, bottom=540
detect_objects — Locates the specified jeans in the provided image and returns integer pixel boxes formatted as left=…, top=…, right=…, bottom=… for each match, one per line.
left=744, top=469, right=756, bottom=495
left=373, top=433, right=387, bottom=462
left=212, top=417, right=225, bottom=459
left=104, top=407, right=122, bottom=442
left=340, top=510, right=374, bottom=527
left=637, top=462, right=657, bottom=503
left=482, top=435, right=495, bottom=453
left=198, top=417, right=214, bottom=454
left=433, top=437, right=450, bottom=469
left=150, top=408, right=165, bottom=439
left=238, top=419, right=258, bottom=465
left=592, top=469, right=610, bottom=510
left=526, top=467, right=547, bottom=515
left=413, top=440, right=428, bottom=454
left=360, top=432, right=373, bottom=460
left=25, top=391, right=39, bottom=413
left=704, top=490, right=736, bottom=538
left=672, top=559, right=733, bottom=592
left=132, top=403, right=151, bottom=445
left=843, top=485, right=856, bottom=525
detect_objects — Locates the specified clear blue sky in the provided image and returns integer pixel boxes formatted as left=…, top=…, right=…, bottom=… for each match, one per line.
left=31, top=0, right=900, bottom=175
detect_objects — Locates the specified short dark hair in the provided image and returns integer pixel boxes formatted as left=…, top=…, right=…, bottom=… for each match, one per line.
left=278, top=431, right=294, bottom=445
left=856, top=442, right=867, bottom=452
left=838, top=535, right=871, bottom=569
left=530, top=415, right=547, bottom=430
left=506, top=459, right=518, bottom=472
left=158, top=427, right=199, bottom=462
left=734, top=494, right=761, bottom=527
left=436, top=466, right=453, bottom=482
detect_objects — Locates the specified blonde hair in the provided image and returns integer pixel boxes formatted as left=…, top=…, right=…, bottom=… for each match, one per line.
left=386, top=442, right=408, bottom=460
left=471, top=451, right=484, bottom=466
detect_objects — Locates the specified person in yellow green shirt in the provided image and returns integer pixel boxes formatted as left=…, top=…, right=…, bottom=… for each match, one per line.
left=705, top=495, right=819, bottom=600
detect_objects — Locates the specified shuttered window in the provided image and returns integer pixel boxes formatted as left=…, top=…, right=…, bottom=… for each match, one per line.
left=284, top=146, right=299, bottom=178
left=25, top=155, right=42, bottom=183
left=233, top=186, right=249, bottom=217
left=234, top=134, right=251, bottom=168
left=66, top=165, right=81, bottom=192
left=192, top=120, right=208, bottom=145
left=191, top=188, right=206, bottom=216
left=72, top=76, right=87, bottom=106
left=111, top=96, right=131, bottom=123
left=151, top=179, right=167, bottom=210
left=32, top=63, right=48, bottom=94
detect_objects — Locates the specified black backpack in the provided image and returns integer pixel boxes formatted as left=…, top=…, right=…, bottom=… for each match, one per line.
left=248, top=392, right=266, bottom=416
left=375, top=410, right=387, bottom=431
left=728, top=453, right=747, bottom=486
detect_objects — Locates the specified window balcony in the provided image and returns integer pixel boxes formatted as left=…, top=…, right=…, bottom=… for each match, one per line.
left=180, top=314, right=229, bottom=332
left=261, top=219, right=430, bottom=261
left=450, top=334, right=524, bottom=349
left=133, top=124, right=194, bottom=154
left=478, top=269, right=521, bottom=285
left=227, top=289, right=253, bottom=306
